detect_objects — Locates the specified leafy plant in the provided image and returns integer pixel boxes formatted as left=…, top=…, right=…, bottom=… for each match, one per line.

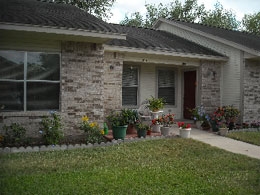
left=39, top=112, right=63, bottom=145
left=80, top=116, right=105, bottom=144
left=1, top=123, right=29, bottom=147
left=147, top=96, right=165, bottom=112
left=189, top=105, right=206, bottom=121
left=135, top=122, right=149, bottom=131
left=106, top=109, right=134, bottom=127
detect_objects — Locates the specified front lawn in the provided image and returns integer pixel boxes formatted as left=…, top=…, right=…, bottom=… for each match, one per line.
left=227, top=131, right=260, bottom=146
left=1, top=139, right=260, bottom=194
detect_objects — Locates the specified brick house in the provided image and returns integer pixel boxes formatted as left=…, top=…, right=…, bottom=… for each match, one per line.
left=0, top=0, right=259, bottom=138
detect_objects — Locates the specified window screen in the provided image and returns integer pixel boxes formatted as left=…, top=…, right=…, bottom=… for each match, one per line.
left=122, top=66, right=138, bottom=106
left=158, top=69, right=175, bottom=105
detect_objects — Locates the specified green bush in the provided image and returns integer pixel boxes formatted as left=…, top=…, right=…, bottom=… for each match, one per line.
left=40, top=112, right=63, bottom=145
left=1, top=123, right=29, bottom=147
left=80, top=116, right=106, bottom=144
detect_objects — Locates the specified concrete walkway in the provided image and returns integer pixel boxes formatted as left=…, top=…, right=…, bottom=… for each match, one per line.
left=172, top=128, right=260, bottom=160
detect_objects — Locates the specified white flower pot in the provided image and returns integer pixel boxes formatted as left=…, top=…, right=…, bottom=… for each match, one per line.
left=219, top=128, right=228, bottom=136
left=152, top=124, right=161, bottom=133
left=161, top=127, right=171, bottom=136
left=196, top=121, right=203, bottom=129
left=179, top=128, right=191, bottom=138
left=151, top=111, right=160, bottom=119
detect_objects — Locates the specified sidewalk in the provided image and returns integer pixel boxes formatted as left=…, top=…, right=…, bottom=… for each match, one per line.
left=172, top=128, right=260, bottom=160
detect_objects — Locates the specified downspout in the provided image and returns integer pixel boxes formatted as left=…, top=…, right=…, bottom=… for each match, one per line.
left=240, top=51, right=245, bottom=123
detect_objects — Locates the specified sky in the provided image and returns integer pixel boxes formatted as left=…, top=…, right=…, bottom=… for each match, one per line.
left=108, top=0, right=260, bottom=24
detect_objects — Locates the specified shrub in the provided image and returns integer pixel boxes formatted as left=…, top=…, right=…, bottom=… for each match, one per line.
left=80, top=116, right=106, bottom=144
left=1, top=123, right=29, bottom=147
left=40, top=112, right=63, bottom=145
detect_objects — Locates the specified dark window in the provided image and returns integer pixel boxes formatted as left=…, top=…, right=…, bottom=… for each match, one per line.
left=122, top=66, right=138, bottom=106
left=158, top=69, right=175, bottom=105
left=0, top=51, right=60, bottom=111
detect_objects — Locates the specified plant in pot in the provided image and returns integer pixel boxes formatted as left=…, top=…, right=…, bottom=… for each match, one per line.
left=106, top=110, right=129, bottom=140
left=217, top=120, right=228, bottom=136
left=135, top=122, right=149, bottom=138
left=189, top=105, right=206, bottom=129
left=223, top=105, right=240, bottom=130
left=151, top=117, right=162, bottom=133
left=160, top=113, right=175, bottom=136
left=121, top=109, right=139, bottom=134
left=178, top=122, right=191, bottom=138
left=146, top=96, right=165, bottom=118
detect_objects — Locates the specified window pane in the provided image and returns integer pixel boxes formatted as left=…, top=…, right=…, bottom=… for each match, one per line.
left=158, top=87, right=175, bottom=105
left=27, top=82, right=59, bottom=110
left=158, top=70, right=175, bottom=87
left=122, top=87, right=137, bottom=105
left=0, top=50, right=24, bottom=80
left=27, top=53, right=60, bottom=80
left=0, top=81, right=24, bottom=111
left=158, top=69, right=175, bottom=105
left=122, top=66, right=138, bottom=87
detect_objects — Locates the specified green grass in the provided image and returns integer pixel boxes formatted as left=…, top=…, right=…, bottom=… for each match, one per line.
left=1, top=139, right=260, bottom=194
left=227, top=131, right=260, bottom=146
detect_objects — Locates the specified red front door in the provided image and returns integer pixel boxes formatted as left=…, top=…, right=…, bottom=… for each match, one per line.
left=183, top=71, right=196, bottom=119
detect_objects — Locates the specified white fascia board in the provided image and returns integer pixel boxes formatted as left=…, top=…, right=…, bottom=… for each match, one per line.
left=104, top=45, right=228, bottom=61
left=158, top=18, right=260, bottom=57
left=0, top=22, right=126, bottom=40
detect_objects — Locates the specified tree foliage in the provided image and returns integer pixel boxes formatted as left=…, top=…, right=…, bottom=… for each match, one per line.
left=242, top=12, right=260, bottom=35
left=201, top=2, right=240, bottom=30
left=50, top=0, right=115, bottom=20
left=120, top=0, right=257, bottom=32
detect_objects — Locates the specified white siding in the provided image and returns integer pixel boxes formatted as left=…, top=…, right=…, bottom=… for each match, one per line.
left=139, top=63, right=183, bottom=119
left=157, top=22, right=242, bottom=109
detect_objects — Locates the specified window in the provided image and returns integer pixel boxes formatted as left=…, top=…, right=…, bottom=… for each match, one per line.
left=122, top=66, right=138, bottom=106
left=0, top=50, right=60, bottom=111
left=158, top=69, right=175, bottom=105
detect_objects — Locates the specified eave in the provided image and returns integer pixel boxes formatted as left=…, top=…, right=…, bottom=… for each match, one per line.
left=0, top=22, right=126, bottom=43
left=104, top=45, right=228, bottom=62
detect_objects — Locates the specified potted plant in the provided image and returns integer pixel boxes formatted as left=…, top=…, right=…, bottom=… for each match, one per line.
left=178, top=122, right=191, bottom=138
left=218, top=120, right=228, bottom=136
left=209, top=107, right=225, bottom=132
left=136, top=122, right=149, bottom=138
left=160, top=113, right=175, bottom=136
left=189, top=105, right=206, bottom=129
left=147, top=96, right=165, bottom=118
left=151, top=118, right=162, bottom=132
left=121, top=109, right=139, bottom=134
left=223, top=105, right=240, bottom=130
left=106, top=110, right=129, bottom=140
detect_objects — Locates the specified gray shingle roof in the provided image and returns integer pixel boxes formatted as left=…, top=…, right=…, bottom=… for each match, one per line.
left=107, top=24, right=224, bottom=57
left=0, top=0, right=118, bottom=33
left=172, top=19, right=260, bottom=52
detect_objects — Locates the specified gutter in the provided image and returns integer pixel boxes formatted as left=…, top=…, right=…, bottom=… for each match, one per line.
left=104, top=45, right=228, bottom=61
left=0, top=22, right=126, bottom=41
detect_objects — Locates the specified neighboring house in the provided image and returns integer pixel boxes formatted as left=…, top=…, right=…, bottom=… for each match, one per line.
left=0, top=0, right=259, bottom=138
left=153, top=18, right=260, bottom=123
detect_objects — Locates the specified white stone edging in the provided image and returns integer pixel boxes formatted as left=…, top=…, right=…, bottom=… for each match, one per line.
left=0, top=135, right=175, bottom=154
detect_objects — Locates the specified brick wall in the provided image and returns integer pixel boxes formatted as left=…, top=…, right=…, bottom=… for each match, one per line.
left=243, top=60, right=260, bottom=122
left=103, top=52, right=124, bottom=117
left=200, top=61, right=221, bottom=114
left=60, top=41, right=105, bottom=135
left=0, top=41, right=106, bottom=138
